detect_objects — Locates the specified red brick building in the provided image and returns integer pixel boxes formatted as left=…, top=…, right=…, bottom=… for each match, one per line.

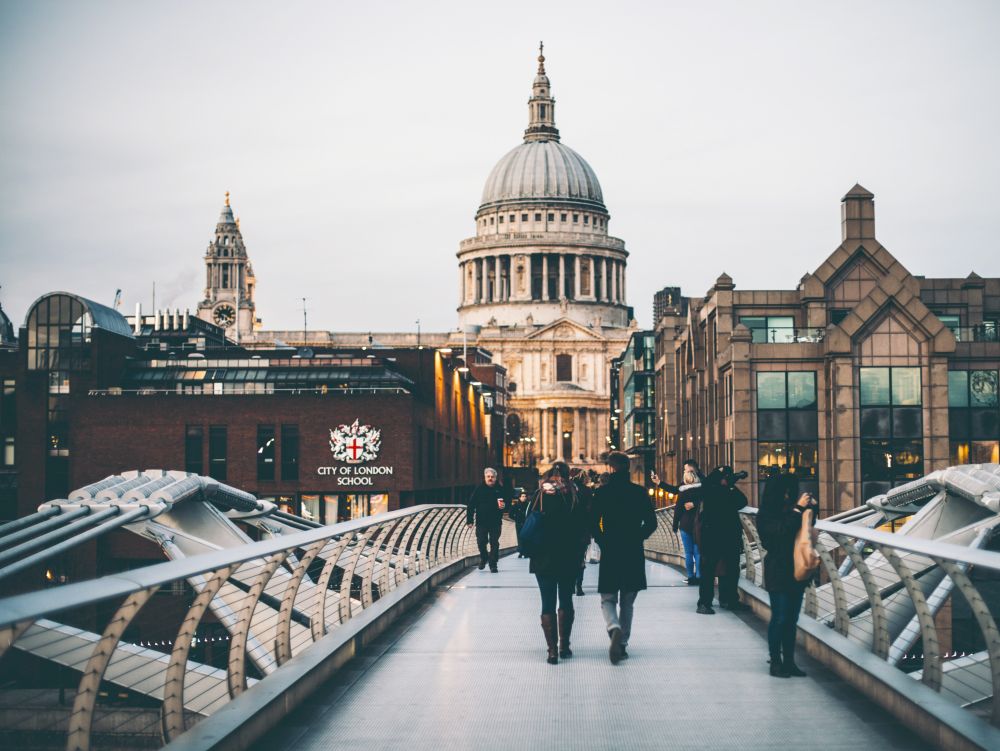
left=10, top=293, right=506, bottom=578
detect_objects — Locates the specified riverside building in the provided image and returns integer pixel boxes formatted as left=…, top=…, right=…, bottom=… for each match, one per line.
left=649, top=186, right=1000, bottom=514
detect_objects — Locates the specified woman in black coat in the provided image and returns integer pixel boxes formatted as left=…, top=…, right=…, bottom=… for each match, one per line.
left=529, top=461, right=589, bottom=664
left=757, top=472, right=815, bottom=677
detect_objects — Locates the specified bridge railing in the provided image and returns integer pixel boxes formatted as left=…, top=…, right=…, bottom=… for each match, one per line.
left=646, top=504, right=1000, bottom=733
left=0, top=505, right=504, bottom=751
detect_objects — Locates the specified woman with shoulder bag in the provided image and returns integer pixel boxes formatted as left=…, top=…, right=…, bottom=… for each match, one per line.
left=757, top=472, right=817, bottom=677
left=671, top=468, right=702, bottom=585
left=530, top=461, right=589, bottom=664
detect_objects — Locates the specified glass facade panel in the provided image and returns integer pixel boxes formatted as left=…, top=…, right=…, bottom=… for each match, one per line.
left=787, top=372, right=816, bottom=409
left=891, top=367, right=921, bottom=405
left=892, top=407, right=922, bottom=438
left=860, top=368, right=890, bottom=405
left=281, top=425, right=299, bottom=481
left=970, top=370, right=999, bottom=407
left=257, top=425, right=275, bottom=481
left=972, top=441, right=1000, bottom=464
left=300, top=494, right=319, bottom=523
left=185, top=426, right=203, bottom=474
left=971, top=409, right=999, bottom=440
left=948, top=371, right=969, bottom=407
left=208, top=426, right=227, bottom=482
left=787, top=410, right=818, bottom=440
left=860, top=407, right=891, bottom=438
left=756, top=373, right=786, bottom=409
left=757, top=411, right=786, bottom=440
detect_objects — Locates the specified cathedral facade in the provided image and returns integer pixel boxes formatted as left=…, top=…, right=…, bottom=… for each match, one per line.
left=228, top=49, right=637, bottom=472
left=456, top=47, right=636, bottom=469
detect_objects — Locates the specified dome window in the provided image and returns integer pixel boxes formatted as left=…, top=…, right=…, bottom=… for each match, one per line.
left=499, top=215, right=504, bottom=223
left=573, top=214, right=579, bottom=223
left=534, top=213, right=542, bottom=221
left=522, top=213, right=528, bottom=222
left=561, top=213, right=567, bottom=222
left=490, top=217, right=495, bottom=225
left=547, top=213, right=554, bottom=222
left=509, top=214, right=515, bottom=222
left=556, top=354, right=573, bottom=382
left=584, top=216, right=589, bottom=225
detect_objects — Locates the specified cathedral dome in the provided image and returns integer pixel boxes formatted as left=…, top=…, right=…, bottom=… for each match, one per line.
left=479, top=140, right=604, bottom=212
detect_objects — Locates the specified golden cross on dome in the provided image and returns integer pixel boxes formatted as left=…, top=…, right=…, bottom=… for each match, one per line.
left=225, top=191, right=230, bottom=207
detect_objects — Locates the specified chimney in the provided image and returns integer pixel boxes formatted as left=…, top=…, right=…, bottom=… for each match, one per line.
left=841, top=183, right=875, bottom=242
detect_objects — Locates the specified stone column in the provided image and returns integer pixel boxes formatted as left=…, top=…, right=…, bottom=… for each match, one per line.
left=494, top=256, right=502, bottom=302
left=620, top=262, right=626, bottom=304
left=589, top=256, right=596, bottom=300
left=611, top=260, right=618, bottom=302
left=541, top=409, right=549, bottom=460
left=542, top=255, right=549, bottom=301
left=574, top=255, right=581, bottom=299
left=558, top=255, right=566, bottom=300
left=555, top=409, right=564, bottom=461
left=578, top=408, right=586, bottom=461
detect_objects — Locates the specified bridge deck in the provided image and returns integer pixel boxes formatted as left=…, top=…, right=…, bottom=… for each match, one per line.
left=256, top=557, right=929, bottom=750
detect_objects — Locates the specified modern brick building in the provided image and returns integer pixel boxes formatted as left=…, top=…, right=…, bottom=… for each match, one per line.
left=649, top=186, right=1000, bottom=514
left=8, top=292, right=505, bottom=580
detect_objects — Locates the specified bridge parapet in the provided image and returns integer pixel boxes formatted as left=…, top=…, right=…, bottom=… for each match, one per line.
left=0, top=500, right=512, bottom=750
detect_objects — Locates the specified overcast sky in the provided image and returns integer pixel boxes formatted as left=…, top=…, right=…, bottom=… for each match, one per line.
left=1, top=1, right=998, bottom=334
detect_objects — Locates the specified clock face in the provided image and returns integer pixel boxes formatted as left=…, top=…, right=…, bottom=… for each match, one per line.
left=213, top=304, right=236, bottom=327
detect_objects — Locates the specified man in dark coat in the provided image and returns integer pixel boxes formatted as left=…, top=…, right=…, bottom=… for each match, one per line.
left=466, top=467, right=509, bottom=572
left=696, top=466, right=749, bottom=614
left=592, top=451, right=657, bottom=664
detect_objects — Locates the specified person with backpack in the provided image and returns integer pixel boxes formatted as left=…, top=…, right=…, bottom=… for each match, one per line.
left=757, top=472, right=817, bottom=677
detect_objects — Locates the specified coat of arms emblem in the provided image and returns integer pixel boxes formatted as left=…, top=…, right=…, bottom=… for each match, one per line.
left=329, top=419, right=381, bottom=464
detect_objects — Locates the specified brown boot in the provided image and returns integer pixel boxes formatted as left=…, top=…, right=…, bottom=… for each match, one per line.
left=540, top=613, right=558, bottom=664
left=557, top=608, right=574, bottom=658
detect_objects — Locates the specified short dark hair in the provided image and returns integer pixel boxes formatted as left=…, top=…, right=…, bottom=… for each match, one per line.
left=607, top=451, right=630, bottom=473
left=683, top=458, right=700, bottom=469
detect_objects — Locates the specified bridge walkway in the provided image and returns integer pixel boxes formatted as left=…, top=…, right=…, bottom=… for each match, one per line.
left=254, top=556, right=930, bottom=751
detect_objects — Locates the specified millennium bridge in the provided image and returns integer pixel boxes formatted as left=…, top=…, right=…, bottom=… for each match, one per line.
left=1, top=466, right=999, bottom=750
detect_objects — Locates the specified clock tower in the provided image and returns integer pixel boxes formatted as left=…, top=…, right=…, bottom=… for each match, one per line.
left=196, top=192, right=258, bottom=340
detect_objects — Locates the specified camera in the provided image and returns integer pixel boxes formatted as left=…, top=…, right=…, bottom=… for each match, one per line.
left=728, top=470, right=749, bottom=482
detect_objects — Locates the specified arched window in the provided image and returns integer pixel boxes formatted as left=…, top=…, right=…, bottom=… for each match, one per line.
left=556, top=354, right=572, bottom=382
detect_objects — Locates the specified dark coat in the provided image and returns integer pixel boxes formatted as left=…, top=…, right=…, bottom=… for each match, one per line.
left=758, top=501, right=808, bottom=594
left=593, top=472, right=657, bottom=593
left=528, top=482, right=589, bottom=580
left=672, top=484, right=701, bottom=535
left=466, top=483, right=509, bottom=528
left=696, top=482, right=747, bottom=557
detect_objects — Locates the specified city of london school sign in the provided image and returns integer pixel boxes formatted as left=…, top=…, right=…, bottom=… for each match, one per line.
left=318, top=419, right=394, bottom=486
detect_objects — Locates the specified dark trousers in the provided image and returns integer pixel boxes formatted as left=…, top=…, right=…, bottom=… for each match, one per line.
left=476, top=523, right=501, bottom=567
left=698, top=548, right=740, bottom=607
left=535, top=574, right=576, bottom=616
left=768, top=588, right=805, bottom=659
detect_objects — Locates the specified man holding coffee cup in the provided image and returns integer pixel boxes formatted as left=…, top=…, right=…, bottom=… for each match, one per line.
left=466, top=467, right=510, bottom=572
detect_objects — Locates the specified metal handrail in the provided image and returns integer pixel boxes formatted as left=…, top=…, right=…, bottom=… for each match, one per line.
left=646, top=502, right=1000, bottom=730
left=0, top=504, right=462, bottom=625
left=0, top=504, right=512, bottom=750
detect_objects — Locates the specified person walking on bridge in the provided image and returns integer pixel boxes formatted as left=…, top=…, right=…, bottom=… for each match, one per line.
left=530, top=461, right=588, bottom=664
left=592, top=451, right=657, bottom=664
left=466, top=468, right=509, bottom=573
left=758, top=472, right=816, bottom=677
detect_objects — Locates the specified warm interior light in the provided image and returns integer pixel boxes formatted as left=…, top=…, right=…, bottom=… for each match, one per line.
left=457, top=366, right=469, bottom=373
left=438, top=347, right=452, bottom=354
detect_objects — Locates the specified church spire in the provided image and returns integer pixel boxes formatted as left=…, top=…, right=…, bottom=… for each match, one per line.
left=524, top=41, right=559, bottom=143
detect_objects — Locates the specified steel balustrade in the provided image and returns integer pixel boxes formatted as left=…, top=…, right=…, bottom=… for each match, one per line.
left=0, top=505, right=513, bottom=751
left=645, top=504, right=1000, bottom=729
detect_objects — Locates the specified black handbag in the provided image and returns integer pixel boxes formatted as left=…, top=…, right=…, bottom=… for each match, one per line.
left=518, top=492, right=546, bottom=557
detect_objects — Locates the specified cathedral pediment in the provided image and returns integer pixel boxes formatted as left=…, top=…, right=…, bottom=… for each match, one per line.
left=523, top=317, right=607, bottom=341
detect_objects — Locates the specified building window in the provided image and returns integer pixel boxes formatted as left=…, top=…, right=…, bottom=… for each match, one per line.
left=859, top=367, right=923, bottom=499
left=185, top=426, right=203, bottom=474
left=0, top=379, right=14, bottom=435
left=209, top=426, right=227, bottom=482
left=509, top=214, right=515, bottom=222
left=561, top=213, right=567, bottom=222
left=755, top=372, right=818, bottom=497
left=281, top=424, right=299, bottom=481
left=490, top=217, right=494, bottom=224
left=257, top=425, right=275, bottom=481
left=949, top=369, right=999, bottom=465
left=498, top=215, right=504, bottom=223
left=3, top=437, right=13, bottom=467
left=522, top=213, right=528, bottom=222
left=830, top=309, right=850, bottom=325
left=556, top=354, right=573, bottom=382
left=539, top=103, right=546, bottom=119
left=573, top=214, right=579, bottom=223
left=934, top=313, right=961, bottom=340
left=547, top=213, right=554, bottom=222
left=583, top=215, right=589, bottom=225
left=534, top=213, right=542, bottom=221
left=740, top=316, right=796, bottom=343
